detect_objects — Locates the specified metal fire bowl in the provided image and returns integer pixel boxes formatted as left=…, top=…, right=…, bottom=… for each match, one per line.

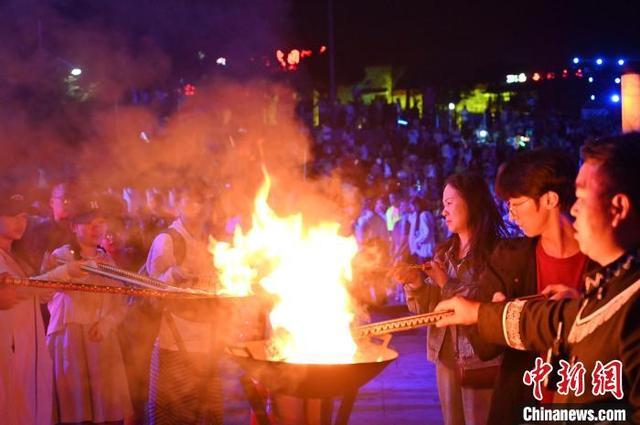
left=227, top=339, right=398, bottom=399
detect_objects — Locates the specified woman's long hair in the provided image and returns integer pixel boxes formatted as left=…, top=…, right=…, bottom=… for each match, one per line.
left=444, top=173, right=508, bottom=270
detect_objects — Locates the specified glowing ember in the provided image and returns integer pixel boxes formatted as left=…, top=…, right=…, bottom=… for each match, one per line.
left=211, top=171, right=359, bottom=363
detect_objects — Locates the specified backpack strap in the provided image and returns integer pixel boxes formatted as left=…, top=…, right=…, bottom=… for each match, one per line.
left=165, top=228, right=186, bottom=266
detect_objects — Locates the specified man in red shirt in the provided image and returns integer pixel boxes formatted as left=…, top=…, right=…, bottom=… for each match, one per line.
left=474, top=149, right=592, bottom=423
left=497, top=149, right=589, bottom=300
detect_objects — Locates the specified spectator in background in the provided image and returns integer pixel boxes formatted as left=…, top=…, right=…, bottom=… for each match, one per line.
left=390, top=198, right=411, bottom=263
left=354, top=198, right=388, bottom=247
left=14, top=181, right=78, bottom=273
left=408, top=197, right=437, bottom=262
left=385, top=192, right=401, bottom=231
left=140, top=191, right=174, bottom=250
left=374, top=196, right=388, bottom=223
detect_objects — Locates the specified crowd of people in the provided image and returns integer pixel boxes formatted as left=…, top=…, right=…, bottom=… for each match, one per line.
left=0, top=91, right=638, bottom=425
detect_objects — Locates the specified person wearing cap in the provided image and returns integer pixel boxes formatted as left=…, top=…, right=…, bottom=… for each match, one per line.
left=0, top=190, right=86, bottom=425
left=44, top=196, right=132, bottom=425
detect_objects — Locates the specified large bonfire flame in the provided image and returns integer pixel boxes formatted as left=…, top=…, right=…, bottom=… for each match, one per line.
left=211, top=170, right=359, bottom=364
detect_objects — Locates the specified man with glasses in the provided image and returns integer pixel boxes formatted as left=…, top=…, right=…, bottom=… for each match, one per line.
left=436, top=133, right=640, bottom=423
left=469, top=149, right=592, bottom=424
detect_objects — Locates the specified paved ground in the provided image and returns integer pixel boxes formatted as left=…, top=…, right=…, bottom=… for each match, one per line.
left=222, top=304, right=444, bottom=425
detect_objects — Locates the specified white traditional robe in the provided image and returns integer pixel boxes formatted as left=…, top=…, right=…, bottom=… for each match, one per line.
left=0, top=248, right=55, bottom=425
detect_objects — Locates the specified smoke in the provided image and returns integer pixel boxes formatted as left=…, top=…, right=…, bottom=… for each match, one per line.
left=0, top=2, right=398, bottom=421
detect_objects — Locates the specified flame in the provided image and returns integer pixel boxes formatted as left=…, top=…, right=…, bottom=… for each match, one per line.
left=211, top=171, right=359, bottom=363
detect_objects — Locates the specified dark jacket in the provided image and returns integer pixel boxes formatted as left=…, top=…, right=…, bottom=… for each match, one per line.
left=14, top=216, right=74, bottom=272
left=473, top=237, right=596, bottom=425
left=477, top=250, right=640, bottom=423
left=473, top=237, right=539, bottom=425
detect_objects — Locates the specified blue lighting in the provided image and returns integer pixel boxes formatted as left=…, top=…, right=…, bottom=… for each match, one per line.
left=596, top=58, right=604, bottom=65
left=615, top=77, right=621, bottom=84
left=618, top=59, right=625, bottom=66
left=611, top=94, right=620, bottom=103
left=588, top=77, right=594, bottom=83
left=572, top=57, right=580, bottom=64
left=397, top=119, right=408, bottom=126
left=590, top=95, right=596, bottom=101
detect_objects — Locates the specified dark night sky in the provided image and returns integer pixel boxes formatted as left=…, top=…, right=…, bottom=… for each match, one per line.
left=294, top=0, right=640, bottom=84
left=4, top=0, right=640, bottom=86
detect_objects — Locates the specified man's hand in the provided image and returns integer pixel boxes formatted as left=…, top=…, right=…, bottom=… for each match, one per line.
left=434, top=296, right=481, bottom=327
left=541, top=284, right=580, bottom=300
left=492, top=291, right=507, bottom=302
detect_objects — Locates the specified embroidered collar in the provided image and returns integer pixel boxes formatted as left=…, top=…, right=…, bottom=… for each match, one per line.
left=584, top=247, right=640, bottom=296
left=568, top=247, right=640, bottom=345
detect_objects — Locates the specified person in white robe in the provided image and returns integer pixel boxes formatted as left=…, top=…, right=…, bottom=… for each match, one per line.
left=44, top=197, right=132, bottom=424
left=0, top=191, right=82, bottom=425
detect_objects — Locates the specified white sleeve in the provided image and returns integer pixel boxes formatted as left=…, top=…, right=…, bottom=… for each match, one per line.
left=145, top=233, right=181, bottom=283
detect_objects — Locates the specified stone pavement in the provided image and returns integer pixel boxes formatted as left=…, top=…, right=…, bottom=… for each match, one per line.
left=222, top=304, right=445, bottom=425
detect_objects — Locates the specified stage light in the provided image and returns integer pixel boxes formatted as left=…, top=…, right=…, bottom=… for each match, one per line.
left=183, top=84, right=196, bottom=96
left=596, top=58, right=603, bottom=65
left=216, top=57, right=227, bottom=66
left=518, top=73, right=527, bottom=82
left=448, top=102, right=456, bottom=111
left=618, top=59, right=625, bottom=66
left=572, top=57, right=580, bottom=64
left=287, top=49, right=301, bottom=65
left=70, top=68, right=82, bottom=76
left=611, top=94, right=620, bottom=103
left=590, top=95, right=596, bottom=101
left=615, top=77, right=621, bottom=84
left=588, top=77, right=594, bottom=83
left=478, top=129, right=488, bottom=138
left=532, top=72, right=541, bottom=81
left=276, top=50, right=287, bottom=68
